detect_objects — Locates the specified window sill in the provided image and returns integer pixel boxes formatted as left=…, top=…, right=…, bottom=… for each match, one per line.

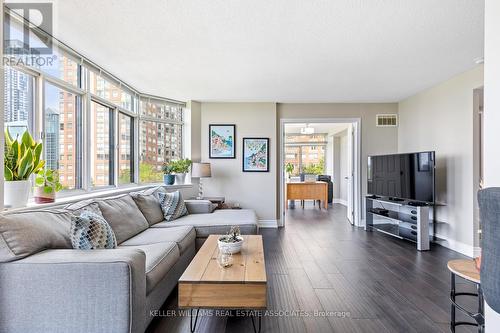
left=5, top=183, right=193, bottom=212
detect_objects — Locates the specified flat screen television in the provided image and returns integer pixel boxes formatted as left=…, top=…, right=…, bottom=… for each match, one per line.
left=367, top=151, right=435, bottom=203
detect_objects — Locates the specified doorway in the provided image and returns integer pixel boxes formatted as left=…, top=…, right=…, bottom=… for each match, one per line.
left=279, top=118, right=361, bottom=227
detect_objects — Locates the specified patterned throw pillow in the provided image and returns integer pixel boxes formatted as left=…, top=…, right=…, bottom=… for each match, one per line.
left=70, top=211, right=117, bottom=249
left=157, top=191, right=189, bottom=222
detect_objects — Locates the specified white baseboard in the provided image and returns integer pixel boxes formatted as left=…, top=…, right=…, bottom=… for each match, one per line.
left=258, top=219, right=278, bottom=228
left=434, top=234, right=476, bottom=258
left=333, top=199, right=347, bottom=205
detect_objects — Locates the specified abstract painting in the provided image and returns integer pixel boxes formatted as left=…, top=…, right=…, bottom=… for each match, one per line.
left=209, top=124, right=236, bottom=158
left=243, top=138, right=269, bottom=172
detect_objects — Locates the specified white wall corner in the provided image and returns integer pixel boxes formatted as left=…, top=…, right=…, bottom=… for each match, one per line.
left=258, top=219, right=278, bottom=228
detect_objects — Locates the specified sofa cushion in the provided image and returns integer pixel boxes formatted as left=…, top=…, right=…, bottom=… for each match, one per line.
left=118, top=242, right=179, bottom=294
left=152, top=209, right=258, bottom=238
left=130, top=186, right=166, bottom=226
left=119, top=226, right=195, bottom=255
left=158, top=191, right=188, bottom=222
left=70, top=211, right=117, bottom=249
left=0, top=209, right=72, bottom=262
left=96, top=195, right=149, bottom=244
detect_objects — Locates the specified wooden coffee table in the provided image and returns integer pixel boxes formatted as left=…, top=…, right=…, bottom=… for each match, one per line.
left=179, top=235, right=267, bottom=332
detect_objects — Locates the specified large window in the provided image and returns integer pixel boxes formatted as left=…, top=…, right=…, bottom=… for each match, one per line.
left=44, top=82, right=79, bottom=190
left=284, top=134, right=326, bottom=176
left=2, top=7, right=185, bottom=202
left=90, top=101, right=113, bottom=187
left=118, top=113, right=133, bottom=184
left=4, top=67, right=35, bottom=137
left=139, top=100, right=183, bottom=183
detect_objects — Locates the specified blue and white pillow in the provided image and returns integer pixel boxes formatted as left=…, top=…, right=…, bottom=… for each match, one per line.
left=70, top=211, right=117, bottom=249
left=157, top=191, right=189, bottom=222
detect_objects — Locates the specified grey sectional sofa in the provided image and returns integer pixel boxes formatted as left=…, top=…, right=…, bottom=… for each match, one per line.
left=0, top=186, right=258, bottom=333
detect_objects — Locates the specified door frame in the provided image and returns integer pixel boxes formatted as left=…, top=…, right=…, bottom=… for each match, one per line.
left=279, top=118, right=362, bottom=227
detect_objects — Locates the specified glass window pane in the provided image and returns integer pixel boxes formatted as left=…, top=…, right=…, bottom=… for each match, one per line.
left=89, top=71, right=133, bottom=111
left=118, top=113, right=133, bottom=184
left=91, top=101, right=112, bottom=187
left=44, top=82, right=78, bottom=190
left=4, top=67, right=35, bottom=137
left=140, top=99, right=183, bottom=121
left=139, top=120, right=183, bottom=183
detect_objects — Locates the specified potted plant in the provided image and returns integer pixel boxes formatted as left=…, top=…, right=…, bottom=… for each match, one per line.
left=171, top=158, right=192, bottom=185
left=285, top=162, right=295, bottom=182
left=34, top=169, right=63, bottom=204
left=218, top=226, right=244, bottom=254
left=4, top=129, right=45, bottom=208
left=161, top=163, right=175, bottom=185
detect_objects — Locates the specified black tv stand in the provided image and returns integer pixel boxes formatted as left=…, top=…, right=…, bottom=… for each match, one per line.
left=367, top=195, right=381, bottom=199
left=407, top=201, right=428, bottom=207
left=388, top=197, right=405, bottom=202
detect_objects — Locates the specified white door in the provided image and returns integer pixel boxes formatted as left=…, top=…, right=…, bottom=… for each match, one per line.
left=346, top=124, right=354, bottom=224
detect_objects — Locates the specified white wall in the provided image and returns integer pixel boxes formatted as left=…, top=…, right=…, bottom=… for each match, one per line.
left=484, top=0, right=500, bottom=329
left=199, top=102, right=277, bottom=222
left=398, top=65, right=484, bottom=256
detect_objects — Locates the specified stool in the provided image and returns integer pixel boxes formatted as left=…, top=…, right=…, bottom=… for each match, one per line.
left=447, top=259, right=484, bottom=333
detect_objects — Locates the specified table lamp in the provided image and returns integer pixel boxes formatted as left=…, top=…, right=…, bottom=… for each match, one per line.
left=191, top=162, right=212, bottom=199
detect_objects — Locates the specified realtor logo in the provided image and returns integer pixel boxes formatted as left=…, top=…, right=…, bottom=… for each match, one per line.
left=4, top=3, right=53, bottom=55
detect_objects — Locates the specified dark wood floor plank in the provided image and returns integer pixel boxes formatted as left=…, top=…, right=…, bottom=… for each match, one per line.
left=147, top=204, right=470, bottom=333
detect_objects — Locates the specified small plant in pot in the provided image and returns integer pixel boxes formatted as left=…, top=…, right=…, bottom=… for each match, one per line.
left=170, top=158, right=192, bottom=185
left=218, top=226, right=244, bottom=254
left=161, top=163, right=176, bottom=185
left=285, top=162, right=294, bottom=181
left=4, top=129, right=45, bottom=208
left=34, top=169, right=63, bottom=204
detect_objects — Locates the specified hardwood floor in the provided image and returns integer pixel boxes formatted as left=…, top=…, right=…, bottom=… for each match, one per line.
left=147, top=204, right=478, bottom=333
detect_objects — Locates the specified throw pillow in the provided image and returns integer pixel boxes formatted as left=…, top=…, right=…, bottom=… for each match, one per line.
left=157, top=190, right=189, bottom=222
left=70, top=211, right=117, bottom=249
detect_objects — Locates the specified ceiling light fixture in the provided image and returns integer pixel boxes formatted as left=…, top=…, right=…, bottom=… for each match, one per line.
left=300, top=124, right=314, bottom=135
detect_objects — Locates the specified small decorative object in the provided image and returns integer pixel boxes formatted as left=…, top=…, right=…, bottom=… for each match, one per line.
left=217, top=251, right=233, bottom=268
left=4, top=129, right=45, bottom=208
left=285, top=162, right=294, bottom=181
left=218, top=226, right=244, bottom=254
left=242, top=138, right=270, bottom=172
left=191, top=162, right=211, bottom=199
left=161, top=163, right=175, bottom=185
left=304, top=174, right=316, bottom=183
left=170, top=158, right=192, bottom=185
left=34, top=169, right=63, bottom=204
left=209, top=124, right=236, bottom=159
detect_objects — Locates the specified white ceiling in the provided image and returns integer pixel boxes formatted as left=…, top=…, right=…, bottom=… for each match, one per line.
left=285, top=123, right=349, bottom=135
left=51, top=0, right=484, bottom=102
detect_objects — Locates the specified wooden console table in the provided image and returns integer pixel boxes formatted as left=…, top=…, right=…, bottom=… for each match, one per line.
left=285, top=181, right=328, bottom=209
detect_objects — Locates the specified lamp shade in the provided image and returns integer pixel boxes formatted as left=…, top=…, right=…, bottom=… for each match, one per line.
left=191, top=163, right=211, bottom=178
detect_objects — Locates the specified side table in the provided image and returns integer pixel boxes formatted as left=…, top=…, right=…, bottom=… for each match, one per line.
left=447, top=259, right=484, bottom=333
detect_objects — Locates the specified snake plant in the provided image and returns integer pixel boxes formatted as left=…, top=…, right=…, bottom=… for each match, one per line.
left=4, top=129, right=45, bottom=181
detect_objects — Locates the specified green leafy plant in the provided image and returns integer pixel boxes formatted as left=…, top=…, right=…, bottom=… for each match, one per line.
left=35, top=169, right=63, bottom=194
left=161, top=163, right=175, bottom=175
left=285, top=162, right=295, bottom=174
left=302, top=157, right=325, bottom=175
left=4, top=129, right=45, bottom=181
left=219, top=226, right=242, bottom=243
left=169, top=158, right=192, bottom=173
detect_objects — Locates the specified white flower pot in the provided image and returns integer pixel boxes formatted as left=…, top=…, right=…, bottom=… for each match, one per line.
left=218, top=236, right=244, bottom=254
left=4, top=180, right=31, bottom=208
left=175, top=173, right=187, bottom=185
left=33, top=186, right=56, bottom=204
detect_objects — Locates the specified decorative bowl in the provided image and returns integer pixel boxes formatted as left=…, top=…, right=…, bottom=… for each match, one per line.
left=218, top=236, right=244, bottom=254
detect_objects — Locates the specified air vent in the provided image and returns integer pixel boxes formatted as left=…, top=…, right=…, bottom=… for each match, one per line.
left=376, top=114, right=398, bottom=127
